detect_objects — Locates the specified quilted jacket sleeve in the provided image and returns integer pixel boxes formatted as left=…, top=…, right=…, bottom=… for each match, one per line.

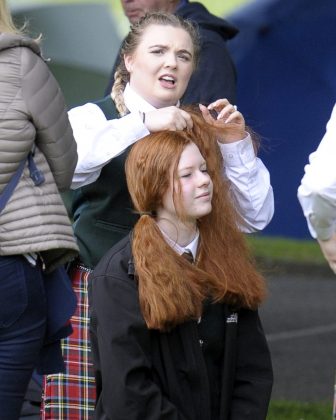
left=20, top=46, right=77, bottom=191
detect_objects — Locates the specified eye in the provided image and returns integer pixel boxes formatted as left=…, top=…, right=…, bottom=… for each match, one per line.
left=178, top=53, right=191, bottom=62
left=201, top=167, right=208, bottom=173
left=180, top=173, right=191, bottom=178
left=150, top=48, right=164, bottom=55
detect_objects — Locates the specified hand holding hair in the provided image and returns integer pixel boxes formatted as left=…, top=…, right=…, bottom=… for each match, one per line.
left=199, top=100, right=246, bottom=143
left=143, top=106, right=193, bottom=132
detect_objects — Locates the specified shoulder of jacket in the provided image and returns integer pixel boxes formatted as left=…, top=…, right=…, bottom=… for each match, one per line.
left=0, top=32, right=41, bottom=55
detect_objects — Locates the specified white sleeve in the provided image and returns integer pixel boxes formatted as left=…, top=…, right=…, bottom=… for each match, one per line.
left=218, top=134, right=274, bottom=233
left=297, top=104, right=336, bottom=240
left=69, top=103, right=149, bottom=189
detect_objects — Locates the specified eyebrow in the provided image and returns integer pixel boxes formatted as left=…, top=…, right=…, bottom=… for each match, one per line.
left=148, top=44, right=193, bottom=57
left=179, top=162, right=207, bottom=171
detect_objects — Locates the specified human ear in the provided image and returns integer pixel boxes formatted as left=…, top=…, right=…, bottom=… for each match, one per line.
left=124, top=54, right=133, bottom=73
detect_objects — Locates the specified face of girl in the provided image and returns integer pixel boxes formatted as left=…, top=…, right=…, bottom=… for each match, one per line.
left=124, top=24, right=194, bottom=108
left=158, top=142, right=213, bottom=226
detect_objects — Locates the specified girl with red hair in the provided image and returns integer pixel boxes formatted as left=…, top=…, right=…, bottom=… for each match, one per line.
left=89, top=109, right=273, bottom=420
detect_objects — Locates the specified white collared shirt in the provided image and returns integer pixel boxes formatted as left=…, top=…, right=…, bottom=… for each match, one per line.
left=298, top=104, right=336, bottom=240
left=69, top=84, right=274, bottom=232
left=160, top=228, right=199, bottom=260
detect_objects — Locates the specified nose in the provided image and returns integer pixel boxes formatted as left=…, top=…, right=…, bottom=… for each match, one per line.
left=164, top=52, right=177, bottom=68
left=197, top=171, right=211, bottom=187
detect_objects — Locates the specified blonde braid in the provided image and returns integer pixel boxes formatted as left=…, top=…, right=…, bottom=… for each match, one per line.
left=111, top=66, right=128, bottom=116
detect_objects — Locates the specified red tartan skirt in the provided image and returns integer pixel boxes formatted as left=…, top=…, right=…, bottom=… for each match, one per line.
left=41, top=264, right=96, bottom=419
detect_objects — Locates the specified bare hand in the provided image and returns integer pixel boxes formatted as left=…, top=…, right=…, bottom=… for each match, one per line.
left=317, top=232, right=336, bottom=275
left=199, top=99, right=246, bottom=143
left=144, top=106, right=193, bottom=132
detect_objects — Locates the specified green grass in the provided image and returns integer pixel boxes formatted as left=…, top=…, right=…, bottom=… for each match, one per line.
left=267, top=400, right=334, bottom=420
left=246, top=235, right=326, bottom=266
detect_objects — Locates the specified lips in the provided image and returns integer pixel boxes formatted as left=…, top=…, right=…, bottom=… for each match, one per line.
left=125, top=8, right=142, bottom=20
left=195, top=192, right=211, bottom=199
left=159, top=74, right=176, bottom=88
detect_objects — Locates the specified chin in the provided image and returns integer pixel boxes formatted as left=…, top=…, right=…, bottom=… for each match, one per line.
left=155, top=91, right=180, bottom=107
left=200, top=205, right=212, bottom=217
left=193, top=208, right=212, bottom=219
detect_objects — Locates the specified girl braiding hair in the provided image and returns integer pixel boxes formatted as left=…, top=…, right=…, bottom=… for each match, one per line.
left=43, top=9, right=273, bottom=418
left=112, top=12, right=200, bottom=115
left=126, top=107, right=266, bottom=331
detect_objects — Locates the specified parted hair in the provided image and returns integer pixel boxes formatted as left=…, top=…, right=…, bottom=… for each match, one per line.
left=125, top=107, right=266, bottom=331
left=112, top=12, right=200, bottom=116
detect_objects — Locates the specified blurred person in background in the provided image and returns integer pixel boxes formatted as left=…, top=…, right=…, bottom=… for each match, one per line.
left=298, top=103, right=336, bottom=275
left=0, top=0, right=78, bottom=417
left=105, top=0, right=238, bottom=104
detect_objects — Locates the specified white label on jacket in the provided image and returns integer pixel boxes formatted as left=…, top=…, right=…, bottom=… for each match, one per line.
left=226, top=313, right=238, bottom=323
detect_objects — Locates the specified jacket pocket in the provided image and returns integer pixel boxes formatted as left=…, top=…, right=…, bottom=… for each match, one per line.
left=95, top=220, right=130, bottom=235
left=0, top=256, right=28, bottom=328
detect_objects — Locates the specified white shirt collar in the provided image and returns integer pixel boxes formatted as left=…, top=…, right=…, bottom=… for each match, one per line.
left=159, top=227, right=199, bottom=261
left=124, top=83, right=180, bottom=114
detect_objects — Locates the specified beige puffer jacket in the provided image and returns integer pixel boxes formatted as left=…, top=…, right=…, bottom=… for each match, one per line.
left=0, top=32, right=79, bottom=271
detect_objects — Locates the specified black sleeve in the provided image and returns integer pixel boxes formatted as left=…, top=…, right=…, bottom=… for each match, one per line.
left=89, top=273, right=188, bottom=420
left=230, top=309, right=273, bottom=420
left=181, top=29, right=237, bottom=106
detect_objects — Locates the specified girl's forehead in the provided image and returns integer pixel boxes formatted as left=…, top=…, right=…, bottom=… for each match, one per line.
left=139, top=24, right=193, bottom=48
left=178, top=143, right=204, bottom=167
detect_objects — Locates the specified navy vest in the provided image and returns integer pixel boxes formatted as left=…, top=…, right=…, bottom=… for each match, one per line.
left=71, top=96, right=139, bottom=268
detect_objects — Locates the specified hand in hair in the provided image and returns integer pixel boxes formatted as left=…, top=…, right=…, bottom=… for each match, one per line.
left=144, top=106, right=193, bottom=132
left=199, top=100, right=246, bottom=143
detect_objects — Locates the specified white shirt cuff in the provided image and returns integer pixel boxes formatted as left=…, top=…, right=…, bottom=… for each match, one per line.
left=218, top=134, right=255, bottom=167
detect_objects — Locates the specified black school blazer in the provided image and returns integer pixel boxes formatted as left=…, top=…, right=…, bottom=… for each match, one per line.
left=89, top=235, right=273, bottom=420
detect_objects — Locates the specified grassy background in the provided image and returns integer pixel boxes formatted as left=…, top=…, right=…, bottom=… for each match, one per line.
left=246, top=235, right=326, bottom=266
left=267, top=400, right=334, bottom=420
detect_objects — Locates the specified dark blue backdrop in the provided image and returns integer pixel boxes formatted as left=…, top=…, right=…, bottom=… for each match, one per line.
left=227, top=0, right=336, bottom=238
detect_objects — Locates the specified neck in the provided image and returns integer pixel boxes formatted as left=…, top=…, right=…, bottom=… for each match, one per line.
left=156, top=217, right=197, bottom=247
left=127, top=83, right=180, bottom=109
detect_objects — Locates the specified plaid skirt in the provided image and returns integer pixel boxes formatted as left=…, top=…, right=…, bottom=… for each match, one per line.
left=41, top=264, right=95, bottom=419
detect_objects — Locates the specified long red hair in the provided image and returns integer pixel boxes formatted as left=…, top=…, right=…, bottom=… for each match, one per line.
left=125, top=108, right=266, bottom=331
